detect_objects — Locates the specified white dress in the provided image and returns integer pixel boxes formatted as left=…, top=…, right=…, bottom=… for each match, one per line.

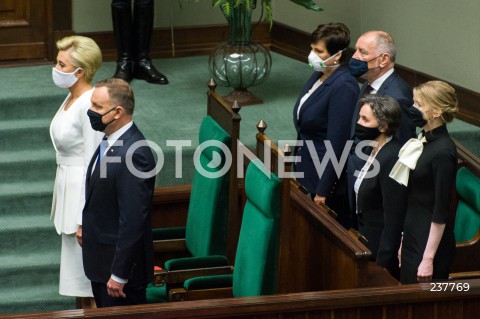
left=50, top=88, right=103, bottom=297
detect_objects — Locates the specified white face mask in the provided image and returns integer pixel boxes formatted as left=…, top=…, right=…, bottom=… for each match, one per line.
left=308, top=50, right=342, bottom=72
left=52, top=67, right=80, bottom=88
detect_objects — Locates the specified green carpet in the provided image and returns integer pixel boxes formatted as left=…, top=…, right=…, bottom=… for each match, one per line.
left=0, top=52, right=478, bottom=315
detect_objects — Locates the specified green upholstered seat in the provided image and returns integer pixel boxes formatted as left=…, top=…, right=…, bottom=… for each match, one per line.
left=146, top=283, right=167, bottom=303
left=454, top=167, right=480, bottom=242
left=147, top=115, right=232, bottom=303
left=183, top=159, right=281, bottom=297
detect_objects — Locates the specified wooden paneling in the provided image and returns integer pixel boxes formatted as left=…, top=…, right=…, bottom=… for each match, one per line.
left=0, top=0, right=72, bottom=66
left=0, top=0, right=28, bottom=27
left=83, top=23, right=271, bottom=62
left=0, top=0, right=46, bottom=60
left=151, top=185, right=190, bottom=229
left=270, top=22, right=309, bottom=62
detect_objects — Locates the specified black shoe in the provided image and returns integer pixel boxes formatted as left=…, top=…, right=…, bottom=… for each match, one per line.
left=133, top=58, right=169, bottom=85
left=113, top=58, right=133, bottom=82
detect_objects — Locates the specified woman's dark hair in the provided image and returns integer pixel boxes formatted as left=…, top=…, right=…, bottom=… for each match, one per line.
left=310, top=22, right=350, bottom=64
left=358, top=95, right=402, bottom=136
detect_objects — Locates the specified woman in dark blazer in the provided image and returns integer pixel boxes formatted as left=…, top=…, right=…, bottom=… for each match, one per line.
left=354, top=95, right=407, bottom=279
left=390, top=81, right=458, bottom=284
left=293, top=22, right=359, bottom=228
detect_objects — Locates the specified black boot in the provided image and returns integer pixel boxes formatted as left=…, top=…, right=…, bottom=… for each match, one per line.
left=112, top=1, right=134, bottom=82
left=114, top=56, right=134, bottom=82
left=132, top=1, right=168, bottom=85
left=133, top=58, right=169, bottom=84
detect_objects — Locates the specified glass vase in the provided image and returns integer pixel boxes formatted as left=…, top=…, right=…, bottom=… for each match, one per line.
left=209, top=3, right=272, bottom=106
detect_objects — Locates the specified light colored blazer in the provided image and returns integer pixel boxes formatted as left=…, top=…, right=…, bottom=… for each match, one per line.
left=49, top=88, right=103, bottom=234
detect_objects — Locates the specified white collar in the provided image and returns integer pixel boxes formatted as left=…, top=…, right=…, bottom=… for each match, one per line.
left=369, top=68, right=395, bottom=92
left=105, top=121, right=133, bottom=147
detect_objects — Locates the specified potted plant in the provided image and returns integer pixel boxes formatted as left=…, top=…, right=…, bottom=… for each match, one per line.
left=190, top=0, right=323, bottom=106
left=213, top=0, right=322, bottom=28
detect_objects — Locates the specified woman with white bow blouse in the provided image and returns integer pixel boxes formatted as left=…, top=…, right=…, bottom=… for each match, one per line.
left=390, top=81, right=458, bottom=284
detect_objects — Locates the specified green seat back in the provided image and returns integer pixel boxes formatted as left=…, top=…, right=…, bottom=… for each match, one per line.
left=454, top=167, right=480, bottom=242
left=147, top=116, right=231, bottom=304
left=185, top=116, right=231, bottom=257
left=233, top=159, right=281, bottom=297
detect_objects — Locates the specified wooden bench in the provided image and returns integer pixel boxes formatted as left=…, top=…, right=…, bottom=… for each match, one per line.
left=254, top=123, right=398, bottom=293
left=162, top=120, right=397, bottom=301
left=150, top=80, right=242, bottom=265
left=449, top=141, right=480, bottom=278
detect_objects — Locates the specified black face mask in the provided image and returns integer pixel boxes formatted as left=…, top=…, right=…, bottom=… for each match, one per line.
left=408, top=105, right=428, bottom=128
left=355, top=123, right=381, bottom=141
left=87, top=107, right=116, bottom=132
left=348, top=58, right=369, bottom=78
left=348, top=55, right=384, bottom=78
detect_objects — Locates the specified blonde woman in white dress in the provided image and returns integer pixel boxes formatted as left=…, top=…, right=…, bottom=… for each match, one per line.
left=50, top=36, right=103, bottom=308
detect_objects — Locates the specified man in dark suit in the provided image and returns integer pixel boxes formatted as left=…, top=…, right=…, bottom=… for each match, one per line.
left=80, top=78, right=156, bottom=307
left=349, top=30, right=414, bottom=143
left=347, top=31, right=414, bottom=229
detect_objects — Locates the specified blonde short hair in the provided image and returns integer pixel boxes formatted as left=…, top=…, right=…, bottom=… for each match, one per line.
left=56, top=36, right=102, bottom=83
left=413, top=80, right=459, bottom=123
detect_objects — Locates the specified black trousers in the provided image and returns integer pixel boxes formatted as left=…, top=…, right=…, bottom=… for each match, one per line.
left=91, top=281, right=147, bottom=307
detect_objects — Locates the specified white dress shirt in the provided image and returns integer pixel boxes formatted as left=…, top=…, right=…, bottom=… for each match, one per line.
left=368, top=68, right=395, bottom=93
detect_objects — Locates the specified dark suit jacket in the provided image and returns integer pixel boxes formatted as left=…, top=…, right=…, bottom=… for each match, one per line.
left=351, top=71, right=415, bottom=144
left=355, top=138, right=407, bottom=276
left=293, top=65, right=359, bottom=197
left=82, top=123, right=155, bottom=287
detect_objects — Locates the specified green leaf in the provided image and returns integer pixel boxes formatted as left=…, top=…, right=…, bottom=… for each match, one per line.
left=211, top=0, right=322, bottom=20
left=288, top=0, right=323, bottom=11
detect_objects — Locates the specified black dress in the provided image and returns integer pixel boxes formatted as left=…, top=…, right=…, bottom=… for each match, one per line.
left=356, top=138, right=407, bottom=278
left=400, top=125, right=457, bottom=284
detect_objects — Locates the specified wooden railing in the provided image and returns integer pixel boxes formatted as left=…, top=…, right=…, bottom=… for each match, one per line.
left=5, top=279, right=480, bottom=318
left=254, top=128, right=397, bottom=293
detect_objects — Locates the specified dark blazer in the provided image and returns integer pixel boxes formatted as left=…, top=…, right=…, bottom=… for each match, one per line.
left=351, top=71, right=415, bottom=144
left=82, top=123, right=155, bottom=287
left=348, top=71, right=414, bottom=227
left=355, top=138, right=407, bottom=277
left=293, top=65, right=359, bottom=197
